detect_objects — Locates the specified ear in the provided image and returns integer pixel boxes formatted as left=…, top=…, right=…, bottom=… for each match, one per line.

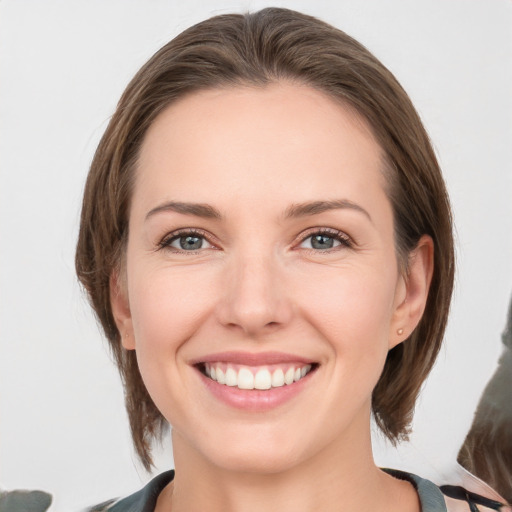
left=110, top=269, right=136, bottom=350
left=389, top=235, right=434, bottom=349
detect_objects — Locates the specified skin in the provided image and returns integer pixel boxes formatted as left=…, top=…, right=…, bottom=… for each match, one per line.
left=111, top=83, right=433, bottom=512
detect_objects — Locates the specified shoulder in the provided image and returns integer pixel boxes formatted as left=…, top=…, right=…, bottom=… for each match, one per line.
left=384, top=469, right=510, bottom=512
left=83, top=470, right=175, bottom=512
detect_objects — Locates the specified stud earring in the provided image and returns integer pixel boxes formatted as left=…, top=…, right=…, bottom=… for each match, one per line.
left=397, top=328, right=404, bottom=335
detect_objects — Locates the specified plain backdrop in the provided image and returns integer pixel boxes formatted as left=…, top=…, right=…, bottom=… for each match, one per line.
left=1, top=1, right=511, bottom=510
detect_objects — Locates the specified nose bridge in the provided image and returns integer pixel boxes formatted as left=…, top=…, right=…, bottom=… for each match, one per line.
left=217, top=246, right=291, bottom=334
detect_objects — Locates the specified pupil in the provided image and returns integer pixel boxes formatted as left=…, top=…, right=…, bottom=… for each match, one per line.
left=311, top=234, right=333, bottom=249
left=180, top=236, right=202, bottom=250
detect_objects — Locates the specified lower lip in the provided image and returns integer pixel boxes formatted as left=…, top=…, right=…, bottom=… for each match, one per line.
left=198, top=369, right=315, bottom=412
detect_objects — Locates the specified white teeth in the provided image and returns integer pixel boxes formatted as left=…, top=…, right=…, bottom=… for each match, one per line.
left=271, top=368, right=285, bottom=387
left=238, top=367, right=254, bottom=389
left=254, top=369, right=272, bottom=390
left=216, top=368, right=226, bottom=384
left=225, top=367, right=237, bottom=387
left=205, top=363, right=313, bottom=389
left=284, top=367, right=295, bottom=385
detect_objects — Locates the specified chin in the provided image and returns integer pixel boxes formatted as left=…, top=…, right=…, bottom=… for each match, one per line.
left=175, top=422, right=313, bottom=476
left=208, top=443, right=307, bottom=475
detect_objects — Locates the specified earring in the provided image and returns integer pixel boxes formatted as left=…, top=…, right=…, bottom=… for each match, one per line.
left=397, top=328, right=404, bottom=335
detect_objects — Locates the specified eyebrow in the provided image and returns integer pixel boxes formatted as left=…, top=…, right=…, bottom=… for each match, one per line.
left=146, top=201, right=222, bottom=220
left=145, top=199, right=372, bottom=223
left=284, top=199, right=372, bottom=222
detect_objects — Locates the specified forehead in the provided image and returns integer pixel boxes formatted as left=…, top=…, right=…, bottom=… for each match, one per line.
left=135, top=83, right=387, bottom=212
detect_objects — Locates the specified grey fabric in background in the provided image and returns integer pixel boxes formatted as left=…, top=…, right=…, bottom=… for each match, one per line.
left=0, top=490, right=52, bottom=512
left=458, top=294, right=512, bottom=503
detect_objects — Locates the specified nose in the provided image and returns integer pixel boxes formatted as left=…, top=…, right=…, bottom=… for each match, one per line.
left=215, top=253, right=293, bottom=336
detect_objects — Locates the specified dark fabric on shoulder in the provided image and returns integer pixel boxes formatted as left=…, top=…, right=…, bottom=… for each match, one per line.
left=85, top=470, right=174, bottom=512
left=84, top=498, right=117, bottom=512
left=440, top=485, right=505, bottom=511
left=383, top=468, right=448, bottom=512
left=383, top=468, right=508, bottom=512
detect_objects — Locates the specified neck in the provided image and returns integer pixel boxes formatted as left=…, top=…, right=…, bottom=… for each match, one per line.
left=162, top=418, right=419, bottom=512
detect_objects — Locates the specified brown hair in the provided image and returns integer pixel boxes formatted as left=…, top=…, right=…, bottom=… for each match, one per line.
left=76, top=7, right=454, bottom=469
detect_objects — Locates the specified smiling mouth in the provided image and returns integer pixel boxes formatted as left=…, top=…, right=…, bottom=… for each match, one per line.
left=199, top=362, right=318, bottom=390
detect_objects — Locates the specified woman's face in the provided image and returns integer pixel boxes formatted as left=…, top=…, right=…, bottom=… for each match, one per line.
left=113, top=83, right=421, bottom=473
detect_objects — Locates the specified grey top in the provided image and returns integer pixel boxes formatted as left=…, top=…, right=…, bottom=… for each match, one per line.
left=85, top=469, right=457, bottom=512
left=384, top=469, right=448, bottom=511
left=85, top=468, right=507, bottom=511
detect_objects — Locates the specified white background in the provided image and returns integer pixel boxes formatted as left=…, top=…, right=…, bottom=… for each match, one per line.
left=1, top=1, right=511, bottom=510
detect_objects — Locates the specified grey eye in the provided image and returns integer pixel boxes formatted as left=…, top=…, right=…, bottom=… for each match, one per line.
left=301, top=234, right=341, bottom=250
left=171, top=235, right=204, bottom=250
left=311, top=234, right=334, bottom=249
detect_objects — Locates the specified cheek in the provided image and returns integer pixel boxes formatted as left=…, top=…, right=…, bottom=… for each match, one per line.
left=295, top=264, right=398, bottom=357
left=128, top=264, right=218, bottom=361
left=125, top=265, right=220, bottom=423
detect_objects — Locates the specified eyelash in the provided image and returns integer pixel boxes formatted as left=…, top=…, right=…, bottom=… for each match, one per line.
left=157, top=227, right=353, bottom=254
left=295, top=227, right=353, bottom=253
left=158, top=228, right=216, bottom=254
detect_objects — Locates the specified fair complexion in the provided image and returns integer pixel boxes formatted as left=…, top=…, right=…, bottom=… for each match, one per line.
left=111, top=83, right=433, bottom=512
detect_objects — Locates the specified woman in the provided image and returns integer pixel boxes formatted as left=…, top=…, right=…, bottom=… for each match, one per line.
left=76, top=8, right=507, bottom=512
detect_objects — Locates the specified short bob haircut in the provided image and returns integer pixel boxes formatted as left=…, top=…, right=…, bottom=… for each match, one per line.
left=76, top=7, right=454, bottom=470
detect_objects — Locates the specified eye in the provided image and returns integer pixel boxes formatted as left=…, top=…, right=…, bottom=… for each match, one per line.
left=298, top=229, right=352, bottom=251
left=159, top=230, right=215, bottom=253
left=171, top=234, right=205, bottom=250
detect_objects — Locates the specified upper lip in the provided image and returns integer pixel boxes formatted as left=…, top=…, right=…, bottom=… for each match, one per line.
left=190, top=351, right=316, bottom=366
